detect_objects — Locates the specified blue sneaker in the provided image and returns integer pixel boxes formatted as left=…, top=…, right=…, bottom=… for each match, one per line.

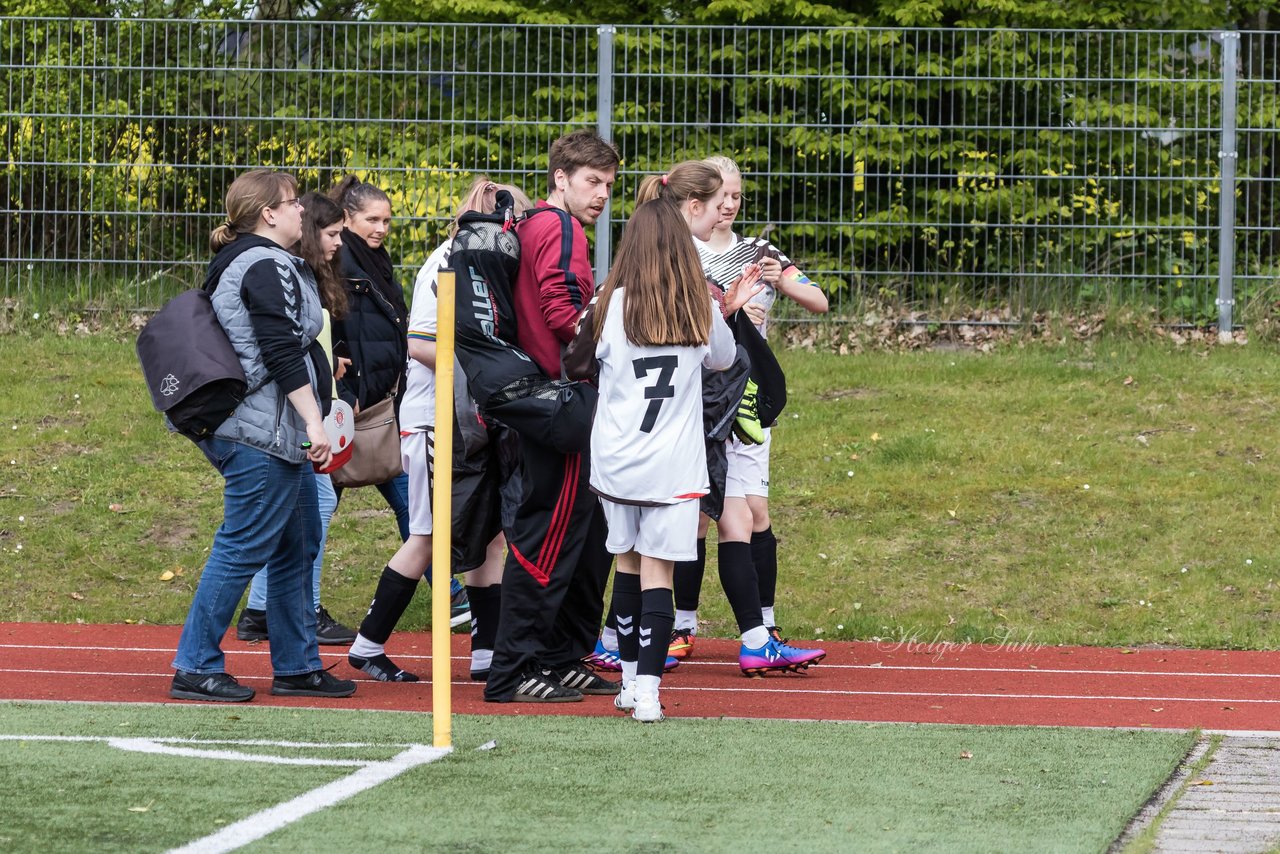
left=585, top=639, right=622, bottom=672
left=449, top=579, right=471, bottom=630
left=739, top=636, right=825, bottom=677
left=584, top=639, right=678, bottom=673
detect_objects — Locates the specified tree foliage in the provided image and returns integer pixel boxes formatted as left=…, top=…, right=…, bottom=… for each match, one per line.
left=4, top=7, right=1280, bottom=319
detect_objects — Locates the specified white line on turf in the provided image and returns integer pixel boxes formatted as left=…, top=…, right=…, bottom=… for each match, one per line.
left=0, top=735, right=450, bottom=852
left=0, top=735, right=407, bottom=749
left=150, top=737, right=403, bottom=748
left=165, top=743, right=449, bottom=854
left=108, top=738, right=371, bottom=766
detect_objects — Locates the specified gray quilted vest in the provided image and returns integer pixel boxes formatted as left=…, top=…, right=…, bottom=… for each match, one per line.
left=209, top=246, right=323, bottom=463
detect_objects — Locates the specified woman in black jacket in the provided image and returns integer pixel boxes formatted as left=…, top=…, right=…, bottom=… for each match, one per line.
left=329, top=176, right=412, bottom=533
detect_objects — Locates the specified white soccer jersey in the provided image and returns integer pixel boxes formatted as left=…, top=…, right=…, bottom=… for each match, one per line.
left=590, top=289, right=736, bottom=505
left=399, top=241, right=449, bottom=433
left=695, top=233, right=790, bottom=334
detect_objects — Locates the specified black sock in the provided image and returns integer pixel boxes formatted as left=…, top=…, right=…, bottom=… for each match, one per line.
left=358, top=566, right=419, bottom=645
left=751, top=527, right=778, bottom=610
left=612, top=571, right=642, bottom=665
left=604, top=606, right=617, bottom=632
left=466, top=583, right=502, bottom=651
left=717, top=540, right=764, bottom=634
left=638, top=587, right=675, bottom=679
left=673, top=538, right=706, bottom=612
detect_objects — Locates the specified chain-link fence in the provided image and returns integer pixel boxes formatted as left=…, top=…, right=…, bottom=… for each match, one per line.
left=4, top=19, right=1279, bottom=328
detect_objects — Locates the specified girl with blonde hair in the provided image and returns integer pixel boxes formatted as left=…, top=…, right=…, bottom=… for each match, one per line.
left=672, top=154, right=829, bottom=661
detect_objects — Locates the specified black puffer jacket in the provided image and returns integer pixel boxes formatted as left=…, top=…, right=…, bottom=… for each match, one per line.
left=332, top=245, right=409, bottom=412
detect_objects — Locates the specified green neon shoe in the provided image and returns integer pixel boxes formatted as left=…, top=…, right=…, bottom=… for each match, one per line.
left=732, top=378, right=766, bottom=445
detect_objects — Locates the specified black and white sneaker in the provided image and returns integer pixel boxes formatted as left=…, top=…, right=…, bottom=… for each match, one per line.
left=315, top=606, right=357, bottom=646
left=554, top=661, right=621, bottom=695
left=513, top=670, right=583, bottom=703
left=349, top=653, right=420, bottom=683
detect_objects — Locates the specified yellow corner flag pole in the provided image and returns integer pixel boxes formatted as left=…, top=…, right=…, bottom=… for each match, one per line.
left=431, top=268, right=456, bottom=749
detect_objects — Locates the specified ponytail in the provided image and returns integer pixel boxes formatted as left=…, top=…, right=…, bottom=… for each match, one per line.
left=209, top=222, right=237, bottom=252
left=330, top=174, right=390, bottom=219
left=635, top=161, right=722, bottom=208
left=209, top=169, right=296, bottom=253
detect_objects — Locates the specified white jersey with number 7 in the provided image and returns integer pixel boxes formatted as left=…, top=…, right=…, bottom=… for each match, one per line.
left=589, top=288, right=736, bottom=505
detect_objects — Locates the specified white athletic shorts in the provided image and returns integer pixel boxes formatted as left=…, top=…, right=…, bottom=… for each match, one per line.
left=725, top=427, right=771, bottom=499
left=600, top=496, right=701, bottom=562
left=402, top=429, right=435, bottom=536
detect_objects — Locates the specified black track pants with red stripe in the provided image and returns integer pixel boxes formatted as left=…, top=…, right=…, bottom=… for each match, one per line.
left=484, top=442, right=611, bottom=702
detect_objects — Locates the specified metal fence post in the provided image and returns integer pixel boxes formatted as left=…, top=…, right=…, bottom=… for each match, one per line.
left=595, top=24, right=616, bottom=281
left=1217, top=30, right=1240, bottom=340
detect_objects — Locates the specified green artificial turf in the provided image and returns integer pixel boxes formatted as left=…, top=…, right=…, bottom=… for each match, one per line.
left=0, top=701, right=1194, bottom=853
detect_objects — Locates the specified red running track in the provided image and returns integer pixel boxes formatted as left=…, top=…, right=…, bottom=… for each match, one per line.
left=1, top=622, right=1278, bottom=731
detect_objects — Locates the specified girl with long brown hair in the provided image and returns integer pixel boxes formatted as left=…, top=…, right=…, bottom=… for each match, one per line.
left=588, top=198, right=739, bottom=722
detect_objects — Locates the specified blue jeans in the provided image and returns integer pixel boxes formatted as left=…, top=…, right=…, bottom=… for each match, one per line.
left=379, top=471, right=411, bottom=541
left=247, top=472, right=336, bottom=611
left=173, top=438, right=322, bottom=677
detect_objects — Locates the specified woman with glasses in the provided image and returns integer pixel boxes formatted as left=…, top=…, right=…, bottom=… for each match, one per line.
left=234, top=191, right=360, bottom=648
left=169, top=170, right=356, bottom=703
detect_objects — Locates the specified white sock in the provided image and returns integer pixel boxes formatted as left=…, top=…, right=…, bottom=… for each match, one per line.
left=470, top=649, right=493, bottom=672
left=601, top=626, right=619, bottom=651
left=349, top=634, right=384, bottom=659
left=621, top=660, right=638, bottom=683
left=762, top=606, right=776, bottom=627
left=636, top=674, right=661, bottom=697
left=674, top=609, right=698, bottom=632
left=742, top=626, right=770, bottom=648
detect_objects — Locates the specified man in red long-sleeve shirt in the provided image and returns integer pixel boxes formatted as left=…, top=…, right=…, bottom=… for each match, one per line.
left=484, top=130, right=622, bottom=703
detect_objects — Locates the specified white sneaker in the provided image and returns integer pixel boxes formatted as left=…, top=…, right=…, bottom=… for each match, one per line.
left=631, top=689, right=665, bottom=723
left=614, top=680, right=637, bottom=712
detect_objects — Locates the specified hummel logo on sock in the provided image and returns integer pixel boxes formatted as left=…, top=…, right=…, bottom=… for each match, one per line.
left=618, top=614, right=635, bottom=636
left=639, top=626, right=652, bottom=648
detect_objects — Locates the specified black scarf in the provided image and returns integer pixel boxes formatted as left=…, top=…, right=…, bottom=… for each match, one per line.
left=342, top=228, right=395, bottom=294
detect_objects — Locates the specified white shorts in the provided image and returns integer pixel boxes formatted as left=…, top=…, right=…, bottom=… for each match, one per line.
left=725, top=427, right=771, bottom=499
left=601, top=497, right=701, bottom=562
left=402, top=429, right=435, bottom=536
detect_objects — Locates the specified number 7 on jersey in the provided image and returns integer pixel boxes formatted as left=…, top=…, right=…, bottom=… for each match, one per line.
left=632, top=355, right=678, bottom=433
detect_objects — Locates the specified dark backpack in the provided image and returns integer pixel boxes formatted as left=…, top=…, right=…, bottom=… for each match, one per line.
left=136, top=287, right=254, bottom=441
left=448, top=194, right=596, bottom=454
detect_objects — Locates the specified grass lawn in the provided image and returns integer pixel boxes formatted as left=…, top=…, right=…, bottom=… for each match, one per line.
left=0, top=700, right=1195, bottom=853
left=1, top=329, right=1279, bottom=649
